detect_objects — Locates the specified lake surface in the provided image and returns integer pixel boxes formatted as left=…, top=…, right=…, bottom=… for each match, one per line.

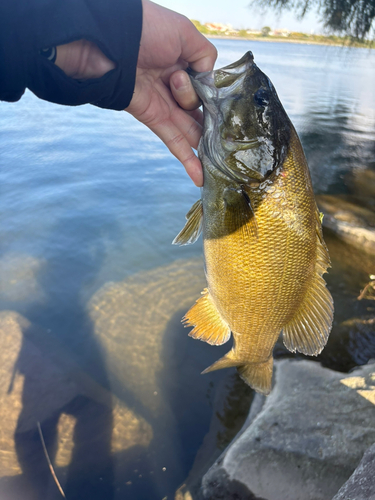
left=0, top=40, right=374, bottom=499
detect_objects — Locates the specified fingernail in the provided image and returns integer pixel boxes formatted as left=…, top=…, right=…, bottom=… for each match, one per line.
left=172, top=72, right=189, bottom=91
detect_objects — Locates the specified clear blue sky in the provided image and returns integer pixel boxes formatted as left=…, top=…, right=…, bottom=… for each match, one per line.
left=157, top=0, right=325, bottom=33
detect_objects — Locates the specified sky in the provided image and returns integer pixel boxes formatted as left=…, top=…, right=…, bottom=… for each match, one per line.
left=157, top=0, right=325, bottom=34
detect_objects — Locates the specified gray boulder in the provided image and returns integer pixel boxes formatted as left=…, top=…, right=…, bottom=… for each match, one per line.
left=332, top=443, right=375, bottom=500
left=200, top=359, right=375, bottom=500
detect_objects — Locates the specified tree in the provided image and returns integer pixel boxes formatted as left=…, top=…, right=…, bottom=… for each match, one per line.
left=262, top=26, right=272, bottom=36
left=253, top=0, right=375, bottom=39
left=191, top=19, right=209, bottom=34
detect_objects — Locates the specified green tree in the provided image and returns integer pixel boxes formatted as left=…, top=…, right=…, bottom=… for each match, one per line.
left=191, top=19, right=209, bottom=34
left=253, top=0, right=375, bottom=39
left=262, top=26, right=272, bottom=36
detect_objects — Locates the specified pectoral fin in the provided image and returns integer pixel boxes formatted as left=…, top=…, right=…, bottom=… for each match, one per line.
left=172, top=199, right=203, bottom=246
left=183, top=288, right=231, bottom=345
left=224, top=186, right=258, bottom=239
left=282, top=212, right=333, bottom=356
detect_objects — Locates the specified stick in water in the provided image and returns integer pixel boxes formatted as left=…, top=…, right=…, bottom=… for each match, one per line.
left=37, top=421, right=66, bottom=498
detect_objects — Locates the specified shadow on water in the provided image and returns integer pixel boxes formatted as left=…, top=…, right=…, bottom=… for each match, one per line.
left=0, top=212, right=117, bottom=499
left=157, top=309, right=231, bottom=487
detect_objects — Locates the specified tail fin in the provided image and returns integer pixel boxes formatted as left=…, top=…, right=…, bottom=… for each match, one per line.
left=237, top=358, right=273, bottom=395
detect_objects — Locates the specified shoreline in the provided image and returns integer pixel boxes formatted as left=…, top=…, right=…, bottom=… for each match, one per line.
left=206, top=34, right=373, bottom=49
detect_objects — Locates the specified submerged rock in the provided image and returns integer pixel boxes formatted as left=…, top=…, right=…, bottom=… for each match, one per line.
left=88, top=258, right=207, bottom=415
left=0, top=253, right=46, bottom=306
left=88, top=258, right=234, bottom=499
left=316, top=194, right=375, bottom=254
left=332, top=443, right=375, bottom=500
left=198, top=359, right=375, bottom=500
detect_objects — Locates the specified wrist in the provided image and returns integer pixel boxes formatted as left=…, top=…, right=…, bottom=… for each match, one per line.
left=55, top=39, right=116, bottom=80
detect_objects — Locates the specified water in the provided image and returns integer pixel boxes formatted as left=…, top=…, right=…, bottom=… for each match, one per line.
left=0, top=40, right=374, bottom=499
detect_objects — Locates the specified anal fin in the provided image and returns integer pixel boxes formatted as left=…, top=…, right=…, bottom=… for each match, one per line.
left=183, top=289, right=231, bottom=345
left=172, top=199, right=203, bottom=246
left=202, top=353, right=273, bottom=395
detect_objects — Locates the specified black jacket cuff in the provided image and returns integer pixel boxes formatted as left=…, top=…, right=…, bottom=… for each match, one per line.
left=0, top=0, right=142, bottom=110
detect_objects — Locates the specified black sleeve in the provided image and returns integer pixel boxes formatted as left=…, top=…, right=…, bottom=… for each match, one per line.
left=0, top=0, right=142, bottom=110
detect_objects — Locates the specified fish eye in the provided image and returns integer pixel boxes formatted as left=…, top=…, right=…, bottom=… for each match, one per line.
left=254, top=88, right=269, bottom=107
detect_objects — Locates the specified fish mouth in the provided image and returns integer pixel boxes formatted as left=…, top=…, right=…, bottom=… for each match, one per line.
left=188, top=51, right=255, bottom=101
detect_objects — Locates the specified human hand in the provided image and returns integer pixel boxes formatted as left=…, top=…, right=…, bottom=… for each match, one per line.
left=54, top=1, right=217, bottom=186
left=126, top=0, right=217, bottom=186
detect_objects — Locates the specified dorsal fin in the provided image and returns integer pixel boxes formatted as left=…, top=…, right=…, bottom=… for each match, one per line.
left=183, top=289, right=231, bottom=345
left=282, top=208, right=333, bottom=356
left=172, top=199, right=203, bottom=246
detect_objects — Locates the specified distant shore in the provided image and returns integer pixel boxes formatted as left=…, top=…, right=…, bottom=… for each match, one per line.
left=206, top=34, right=374, bottom=49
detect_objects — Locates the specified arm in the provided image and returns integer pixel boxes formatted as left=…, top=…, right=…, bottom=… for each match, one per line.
left=0, top=0, right=142, bottom=109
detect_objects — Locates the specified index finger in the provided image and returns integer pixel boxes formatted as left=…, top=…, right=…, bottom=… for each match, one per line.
left=180, top=19, right=217, bottom=72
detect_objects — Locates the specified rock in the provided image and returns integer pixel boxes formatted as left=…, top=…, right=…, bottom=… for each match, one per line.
left=200, top=359, right=375, bottom=500
left=332, top=443, right=375, bottom=500
left=86, top=257, right=233, bottom=499
left=88, top=257, right=207, bottom=416
left=0, top=253, right=45, bottom=306
left=316, top=194, right=375, bottom=254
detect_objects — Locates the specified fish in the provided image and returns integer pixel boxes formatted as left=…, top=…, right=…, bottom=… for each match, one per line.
left=173, top=52, right=334, bottom=395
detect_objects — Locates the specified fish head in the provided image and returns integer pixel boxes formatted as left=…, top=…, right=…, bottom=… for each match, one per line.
left=189, top=51, right=291, bottom=184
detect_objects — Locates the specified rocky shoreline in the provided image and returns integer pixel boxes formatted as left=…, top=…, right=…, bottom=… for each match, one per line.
left=206, top=34, right=373, bottom=49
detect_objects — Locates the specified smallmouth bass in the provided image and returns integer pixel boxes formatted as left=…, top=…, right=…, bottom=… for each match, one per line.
left=173, top=52, right=333, bottom=395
